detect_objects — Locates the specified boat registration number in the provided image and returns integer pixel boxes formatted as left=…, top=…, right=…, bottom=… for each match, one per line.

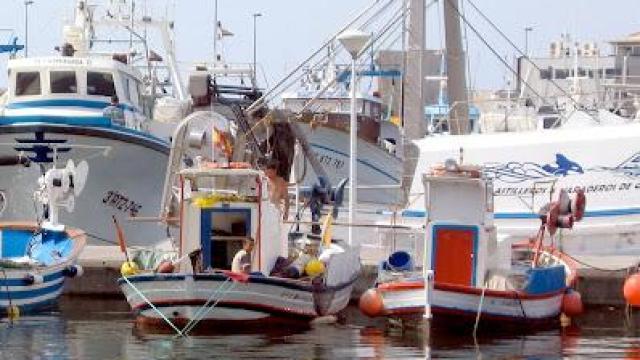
left=102, top=190, right=142, bottom=217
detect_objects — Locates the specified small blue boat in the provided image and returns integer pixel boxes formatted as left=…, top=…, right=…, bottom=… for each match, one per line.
left=0, top=223, right=85, bottom=315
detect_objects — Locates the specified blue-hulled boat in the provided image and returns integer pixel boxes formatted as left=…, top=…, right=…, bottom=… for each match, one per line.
left=0, top=223, right=85, bottom=315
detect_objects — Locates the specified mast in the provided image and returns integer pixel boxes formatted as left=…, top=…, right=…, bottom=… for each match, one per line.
left=443, top=0, right=469, bottom=135
left=400, top=0, right=426, bottom=203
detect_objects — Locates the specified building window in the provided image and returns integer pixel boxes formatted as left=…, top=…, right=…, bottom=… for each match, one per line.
left=50, top=71, right=77, bottom=94
left=540, top=67, right=552, bottom=79
left=87, top=72, right=116, bottom=97
left=15, top=72, right=41, bottom=96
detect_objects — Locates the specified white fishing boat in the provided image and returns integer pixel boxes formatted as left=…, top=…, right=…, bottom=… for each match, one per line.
left=0, top=159, right=87, bottom=315
left=117, top=113, right=360, bottom=334
left=280, top=59, right=403, bottom=205
left=405, top=120, right=640, bottom=255
left=0, top=0, right=185, bottom=247
left=360, top=161, right=583, bottom=329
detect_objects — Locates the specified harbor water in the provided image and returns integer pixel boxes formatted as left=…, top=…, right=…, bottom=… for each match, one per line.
left=3, top=298, right=640, bottom=359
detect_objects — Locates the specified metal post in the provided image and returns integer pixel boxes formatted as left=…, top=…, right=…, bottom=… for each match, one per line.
left=252, top=13, right=262, bottom=86
left=24, top=1, right=34, bottom=57
left=348, top=56, right=358, bottom=247
left=524, top=26, right=533, bottom=56
left=213, top=0, right=218, bottom=62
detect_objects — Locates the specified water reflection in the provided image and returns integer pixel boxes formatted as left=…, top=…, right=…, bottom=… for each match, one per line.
left=2, top=299, right=640, bottom=359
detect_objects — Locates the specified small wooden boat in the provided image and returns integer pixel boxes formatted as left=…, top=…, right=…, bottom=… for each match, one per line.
left=0, top=160, right=88, bottom=316
left=118, top=119, right=361, bottom=333
left=359, top=160, right=583, bottom=328
left=0, top=223, right=85, bottom=315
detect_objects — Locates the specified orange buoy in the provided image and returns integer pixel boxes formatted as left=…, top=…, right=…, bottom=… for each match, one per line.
left=156, top=260, right=175, bottom=274
left=359, top=288, right=384, bottom=317
left=624, top=273, right=640, bottom=306
left=561, top=289, right=584, bottom=317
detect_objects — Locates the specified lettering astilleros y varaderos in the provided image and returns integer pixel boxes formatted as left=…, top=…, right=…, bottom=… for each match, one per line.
left=494, top=182, right=640, bottom=197
left=102, top=190, right=142, bottom=217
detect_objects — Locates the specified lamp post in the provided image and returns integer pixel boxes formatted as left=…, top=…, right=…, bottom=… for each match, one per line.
left=252, top=13, right=262, bottom=86
left=337, top=29, right=370, bottom=247
left=24, top=0, right=34, bottom=57
left=524, top=26, right=534, bottom=56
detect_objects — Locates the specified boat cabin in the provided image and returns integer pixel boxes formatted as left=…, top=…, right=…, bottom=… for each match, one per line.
left=281, top=90, right=386, bottom=145
left=178, top=167, right=284, bottom=275
left=2, top=56, right=148, bottom=129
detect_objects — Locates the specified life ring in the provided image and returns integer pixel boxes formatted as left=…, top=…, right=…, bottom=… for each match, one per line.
left=571, top=188, right=586, bottom=222
left=201, top=161, right=251, bottom=169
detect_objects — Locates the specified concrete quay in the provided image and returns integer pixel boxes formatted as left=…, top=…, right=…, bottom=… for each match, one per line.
left=66, top=246, right=640, bottom=307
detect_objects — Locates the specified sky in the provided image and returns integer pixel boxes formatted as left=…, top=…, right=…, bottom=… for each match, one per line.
left=0, top=0, right=639, bottom=91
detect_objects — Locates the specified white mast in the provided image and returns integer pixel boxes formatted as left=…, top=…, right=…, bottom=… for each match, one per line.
left=443, top=0, right=469, bottom=135
left=401, top=0, right=426, bottom=204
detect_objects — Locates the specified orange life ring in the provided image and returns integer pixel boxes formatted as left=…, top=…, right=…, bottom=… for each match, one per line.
left=546, top=202, right=560, bottom=236
left=201, top=161, right=251, bottom=169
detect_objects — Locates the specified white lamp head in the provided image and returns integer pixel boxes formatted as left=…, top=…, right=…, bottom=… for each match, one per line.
left=337, top=29, right=371, bottom=58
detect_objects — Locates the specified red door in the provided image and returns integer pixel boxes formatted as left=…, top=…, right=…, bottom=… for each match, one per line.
left=433, top=227, right=475, bottom=286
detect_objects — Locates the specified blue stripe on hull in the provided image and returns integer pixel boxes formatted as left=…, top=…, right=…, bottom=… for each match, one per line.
left=394, top=207, right=640, bottom=220
left=0, top=118, right=169, bottom=152
left=0, top=270, right=64, bottom=287
left=5, top=98, right=139, bottom=113
left=0, top=280, right=65, bottom=300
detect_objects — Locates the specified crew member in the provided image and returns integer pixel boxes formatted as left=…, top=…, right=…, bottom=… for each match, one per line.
left=264, top=159, right=290, bottom=220
left=231, top=238, right=254, bottom=274
left=103, top=94, right=125, bottom=126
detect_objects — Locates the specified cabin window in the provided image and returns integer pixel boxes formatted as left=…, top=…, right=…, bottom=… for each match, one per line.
left=50, top=71, right=77, bottom=94
left=87, top=71, right=116, bottom=97
left=15, top=72, right=41, bottom=96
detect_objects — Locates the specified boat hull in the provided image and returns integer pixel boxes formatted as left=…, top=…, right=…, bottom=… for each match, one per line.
left=376, top=283, right=564, bottom=324
left=409, top=123, right=640, bottom=254
left=0, top=122, right=169, bottom=247
left=297, top=125, right=403, bottom=205
left=118, top=272, right=357, bottom=330
left=0, top=223, right=85, bottom=314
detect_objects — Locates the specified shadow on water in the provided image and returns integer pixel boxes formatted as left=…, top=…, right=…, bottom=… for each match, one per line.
left=3, top=298, right=640, bottom=359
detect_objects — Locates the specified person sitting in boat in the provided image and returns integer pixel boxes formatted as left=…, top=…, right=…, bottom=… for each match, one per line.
left=264, top=159, right=290, bottom=220
left=231, top=237, right=254, bottom=274
left=103, top=95, right=125, bottom=126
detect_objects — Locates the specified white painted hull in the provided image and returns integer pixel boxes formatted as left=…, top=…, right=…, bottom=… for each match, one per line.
left=378, top=285, right=563, bottom=323
left=297, top=125, right=403, bottom=205
left=119, top=273, right=356, bottom=326
left=0, top=124, right=169, bottom=247
left=410, top=123, right=640, bottom=254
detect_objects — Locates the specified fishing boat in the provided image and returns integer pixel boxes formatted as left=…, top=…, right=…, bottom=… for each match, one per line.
left=0, top=158, right=87, bottom=315
left=117, top=113, right=360, bottom=334
left=359, top=161, right=583, bottom=328
left=0, top=0, right=185, bottom=247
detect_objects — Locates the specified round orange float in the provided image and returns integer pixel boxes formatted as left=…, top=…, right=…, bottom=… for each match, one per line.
left=359, top=288, right=384, bottom=317
left=623, top=273, right=640, bottom=306
left=561, top=289, right=584, bottom=317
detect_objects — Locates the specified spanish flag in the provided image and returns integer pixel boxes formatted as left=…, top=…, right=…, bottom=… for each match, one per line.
left=213, top=128, right=233, bottom=159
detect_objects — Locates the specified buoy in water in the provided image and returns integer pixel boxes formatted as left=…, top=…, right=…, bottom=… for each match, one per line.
left=359, top=288, right=384, bottom=317
left=562, top=289, right=584, bottom=317
left=305, top=259, right=325, bottom=278
left=623, top=273, right=640, bottom=306
left=120, top=261, right=139, bottom=276
left=7, top=305, right=20, bottom=319
left=156, top=260, right=175, bottom=274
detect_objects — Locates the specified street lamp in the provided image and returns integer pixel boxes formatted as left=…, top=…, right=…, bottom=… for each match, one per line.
left=524, top=26, right=534, bottom=56
left=337, top=29, right=370, bottom=247
left=252, top=13, right=262, bottom=86
left=24, top=0, right=34, bottom=57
